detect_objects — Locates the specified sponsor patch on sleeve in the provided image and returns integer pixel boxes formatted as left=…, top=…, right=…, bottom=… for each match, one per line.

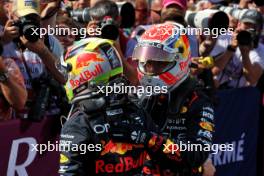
left=60, top=154, right=69, bottom=164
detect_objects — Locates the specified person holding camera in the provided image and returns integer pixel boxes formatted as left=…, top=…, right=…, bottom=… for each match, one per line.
left=59, top=37, right=158, bottom=175
left=211, top=9, right=264, bottom=88
left=9, top=0, right=67, bottom=120
left=0, top=2, right=27, bottom=121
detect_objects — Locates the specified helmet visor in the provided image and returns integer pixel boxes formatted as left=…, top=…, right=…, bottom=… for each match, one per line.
left=132, top=45, right=176, bottom=62
left=138, top=60, right=176, bottom=76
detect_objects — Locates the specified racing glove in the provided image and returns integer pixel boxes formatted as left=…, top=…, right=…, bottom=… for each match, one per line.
left=108, top=120, right=154, bottom=146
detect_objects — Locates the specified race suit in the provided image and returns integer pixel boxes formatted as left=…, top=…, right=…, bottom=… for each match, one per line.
left=140, top=77, right=215, bottom=176
left=58, top=95, right=157, bottom=176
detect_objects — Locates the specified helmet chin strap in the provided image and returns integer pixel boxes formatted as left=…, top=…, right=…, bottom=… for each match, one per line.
left=167, top=76, right=197, bottom=114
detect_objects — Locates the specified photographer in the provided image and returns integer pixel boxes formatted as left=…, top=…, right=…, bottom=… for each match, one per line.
left=211, top=9, right=264, bottom=88
left=55, top=16, right=77, bottom=50
left=0, top=2, right=27, bottom=121
left=10, top=0, right=67, bottom=120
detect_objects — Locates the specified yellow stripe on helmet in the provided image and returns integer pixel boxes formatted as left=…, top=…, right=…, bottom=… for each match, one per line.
left=84, top=38, right=114, bottom=51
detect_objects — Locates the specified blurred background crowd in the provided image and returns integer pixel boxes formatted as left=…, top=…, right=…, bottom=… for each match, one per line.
left=0, top=0, right=263, bottom=122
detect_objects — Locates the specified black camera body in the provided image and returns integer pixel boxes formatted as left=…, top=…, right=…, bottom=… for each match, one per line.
left=13, top=15, right=40, bottom=43
left=68, top=1, right=135, bottom=41
left=27, top=73, right=70, bottom=121
left=237, top=29, right=259, bottom=48
left=69, top=8, right=119, bottom=40
left=99, top=16, right=119, bottom=41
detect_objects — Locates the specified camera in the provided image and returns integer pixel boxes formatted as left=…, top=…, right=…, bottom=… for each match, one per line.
left=219, top=6, right=249, bottom=20
left=69, top=8, right=91, bottom=23
left=67, top=9, right=119, bottom=40
left=99, top=16, right=119, bottom=41
left=13, top=15, right=40, bottom=43
left=67, top=1, right=135, bottom=28
left=185, top=9, right=229, bottom=30
left=237, top=29, right=259, bottom=48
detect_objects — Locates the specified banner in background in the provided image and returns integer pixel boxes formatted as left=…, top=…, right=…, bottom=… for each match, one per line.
left=212, top=87, right=260, bottom=176
left=0, top=118, right=60, bottom=176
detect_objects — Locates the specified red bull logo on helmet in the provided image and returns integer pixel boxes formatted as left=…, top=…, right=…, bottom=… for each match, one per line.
left=69, top=64, right=103, bottom=89
left=76, top=53, right=105, bottom=69
left=141, top=24, right=177, bottom=43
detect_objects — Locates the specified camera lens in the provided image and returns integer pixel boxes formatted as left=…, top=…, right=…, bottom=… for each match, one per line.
left=209, top=11, right=229, bottom=30
left=23, top=25, right=39, bottom=42
left=70, top=8, right=91, bottom=23
left=101, top=24, right=119, bottom=41
left=237, top=30, right=252, bottom=46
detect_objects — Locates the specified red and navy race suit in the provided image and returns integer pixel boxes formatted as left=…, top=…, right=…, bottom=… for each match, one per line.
left=141, top=78, right=215, bottom=176
left=59, top=97, right=157, bottom=176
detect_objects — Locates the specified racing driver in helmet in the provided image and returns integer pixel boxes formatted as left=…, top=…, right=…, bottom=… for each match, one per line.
left=109, top=22, right=215, bottom=175
left=58, top=37, right=158, bottom=176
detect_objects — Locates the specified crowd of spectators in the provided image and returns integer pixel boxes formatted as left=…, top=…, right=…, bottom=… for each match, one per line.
left=0, top=0, right=263, bottom=175
left=0, top=0, right=263, bottom=121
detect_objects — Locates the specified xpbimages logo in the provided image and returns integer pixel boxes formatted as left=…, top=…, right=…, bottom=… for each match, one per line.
left=96, top=83, right=168, bottom=96
left=32, top=25, right=102, bottom=39
left=163, top=141, right=234, bottom=155
left=31, top=140, right=102, bottom=154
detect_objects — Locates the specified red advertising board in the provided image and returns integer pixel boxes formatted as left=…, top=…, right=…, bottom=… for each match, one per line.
left=0, top=118, right=60, bottom=176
